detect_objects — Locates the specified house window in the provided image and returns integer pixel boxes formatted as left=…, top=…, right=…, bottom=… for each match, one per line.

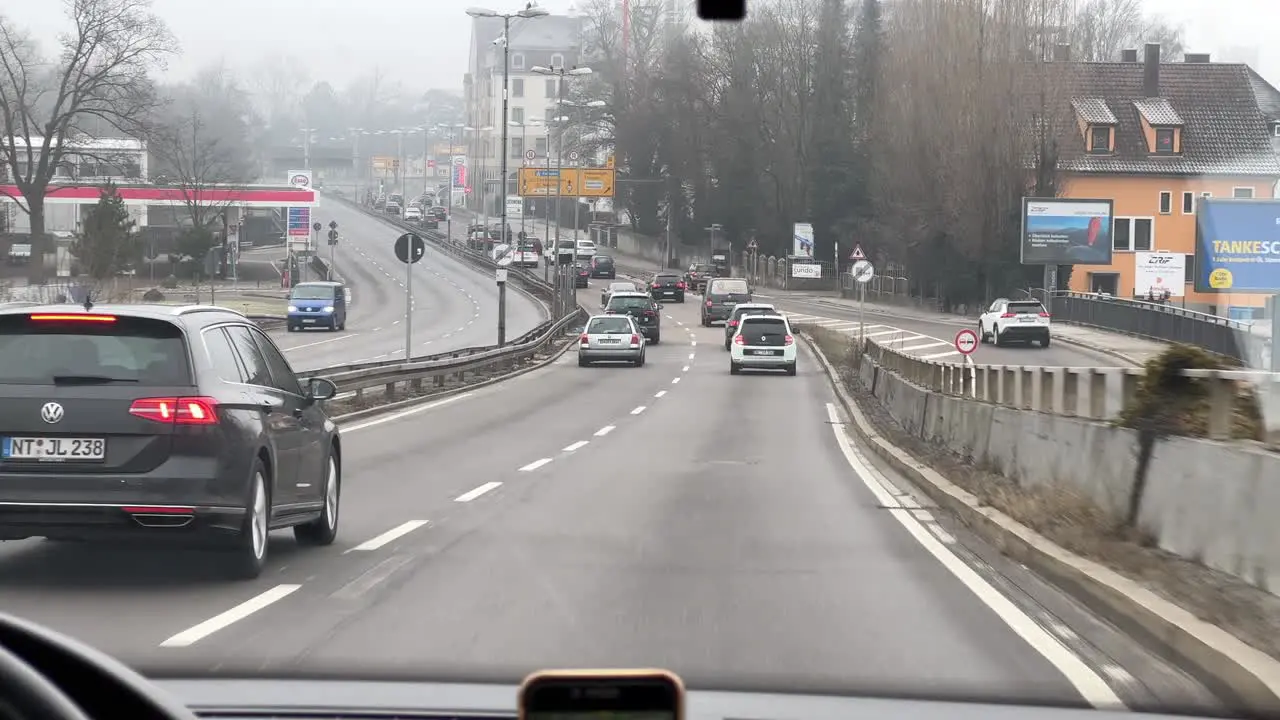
left=510, top=106, right=524, bottom=123
left=1158, top=191, right=1172, bottom=214
left=1233, top=187, right=1255, bottom=198
left=1184, top=255, right=1195, bottom=284
left=536, top=137, right=548, bottom=154
left=1113, top=217, right=1154, bottom=252
left=1273, top=122, right=1280, bottom=137
left=1088, top=126, right=1109, bottom=153
left=1155, top=128, right=1175, bottom=154
left=551, top=53, right=565, bottom=69
left=511, top=79, right=524, bottom=98
left=545, top=79, right=557, bottom=98
left=511, top=137, right=524, bottom=159
left=511, top=53, right=525, bottom=70
left=545, top=107, right=556, bottom=123
left=1182, top=191, right=1195, bottom=214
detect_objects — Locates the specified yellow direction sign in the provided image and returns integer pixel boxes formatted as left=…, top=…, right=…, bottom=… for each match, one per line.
left=578, top=168, right=615, bottom=197
left=517, top=167, right=616, bottom=197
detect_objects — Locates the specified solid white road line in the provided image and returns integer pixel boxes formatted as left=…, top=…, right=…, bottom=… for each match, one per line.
left=159, top=584, right=301, bottom=648
left=455, top=482, right=502, bottom=502
left=823, top=403, right=1124, bottom=709
left=594, top=425, right=615, bottom=436
left=342, top=393, right=473, bottom=433
left=520, top=458, right=553, bottom=472
left=281, top=334, right=358, bottom=353
left=348, top=519, right=430, bottom=552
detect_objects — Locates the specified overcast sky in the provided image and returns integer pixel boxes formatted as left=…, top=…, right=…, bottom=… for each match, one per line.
left=3, top=0, right=1277, bottom=92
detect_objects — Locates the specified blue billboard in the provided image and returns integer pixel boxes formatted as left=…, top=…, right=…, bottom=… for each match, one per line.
left=1194, top=199, right=1280, bottom=293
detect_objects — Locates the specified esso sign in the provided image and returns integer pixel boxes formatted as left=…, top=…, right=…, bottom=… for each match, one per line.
left=287, top=170, right=312, bottom=189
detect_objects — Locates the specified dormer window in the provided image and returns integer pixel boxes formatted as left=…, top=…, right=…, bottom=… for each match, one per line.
left=1155, top=128, right=1175, bottom=154
left=1088, top=126, right=1111, bottom=153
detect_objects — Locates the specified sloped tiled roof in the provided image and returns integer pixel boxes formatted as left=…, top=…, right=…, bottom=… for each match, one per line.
left=1132, top=97, right=1184, bottom=126
left=1026, top=61, right=1280, bottom=177
left=1071, top=98, right=1116, bottom=124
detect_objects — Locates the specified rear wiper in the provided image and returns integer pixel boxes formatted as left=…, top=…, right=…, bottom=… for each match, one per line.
left=51, top=374, right=139, bottom=385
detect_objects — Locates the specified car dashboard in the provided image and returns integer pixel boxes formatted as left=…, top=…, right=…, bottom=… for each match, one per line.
left=155, top=678, right=1208, bottom=720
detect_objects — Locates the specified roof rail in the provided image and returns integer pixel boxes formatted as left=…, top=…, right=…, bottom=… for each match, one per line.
left=169, top=305, right=248, bottom=318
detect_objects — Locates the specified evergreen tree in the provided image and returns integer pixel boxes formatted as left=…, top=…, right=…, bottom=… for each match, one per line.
left=72, top=183, right=140, bottom=282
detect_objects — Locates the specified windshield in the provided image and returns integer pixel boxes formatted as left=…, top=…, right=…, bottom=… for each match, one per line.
left=0, top=1, right=1265, bottom=713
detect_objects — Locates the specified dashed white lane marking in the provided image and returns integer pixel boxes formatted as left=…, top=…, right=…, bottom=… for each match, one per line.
left=681, top=365, right=690, bottom=372
left=688, top=353, right=695, bottom=360
left=823, top=402, right=1124, bottom=708
left=347, top=519, right=431, bottom=552
left=594, top=425, right=615, bottom=436
left=455, top=482, right=502, bottom=502
left=159, top=584, right=301, bottom=648
left=654, top=390, right=667, bottom=398
left=520, top=458, right=553, bottom=472
left=671, top=377, right=681, bottom=384
left=563, top=440, right=589, bottom=452
left=630, top=406, right=647, bottom=415
left=690, top=340, right=697, bottom=346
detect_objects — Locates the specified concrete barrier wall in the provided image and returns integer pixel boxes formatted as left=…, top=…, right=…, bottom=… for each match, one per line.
left=856, top=354, right=1280, bottom=595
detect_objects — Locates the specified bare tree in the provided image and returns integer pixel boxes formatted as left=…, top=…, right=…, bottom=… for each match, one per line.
left=0, top=0, right=174, bottom=281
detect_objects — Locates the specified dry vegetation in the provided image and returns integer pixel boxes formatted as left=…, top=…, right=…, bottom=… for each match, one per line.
left=806, top=326, right=1280, bottom=662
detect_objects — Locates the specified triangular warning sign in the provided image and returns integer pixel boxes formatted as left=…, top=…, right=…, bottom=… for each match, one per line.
left=850, top=244, right=866, bottom=261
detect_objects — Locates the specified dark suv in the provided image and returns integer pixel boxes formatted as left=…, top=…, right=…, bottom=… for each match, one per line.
left=589, top=255, right=616, bottom=279
left=648, top=272, right=685, bottom=302
left=605, top=292, right=662, bottom=343
left=0, top=304, right=343, bottom=580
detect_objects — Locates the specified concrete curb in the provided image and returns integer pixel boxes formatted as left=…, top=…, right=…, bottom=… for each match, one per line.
left=331, top=332, right=578, bottom=426
left=800, top=332, right=1280, bottom=716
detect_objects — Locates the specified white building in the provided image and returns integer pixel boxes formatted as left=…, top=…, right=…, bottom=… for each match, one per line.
left=1, top=135, right=148, bottom=234
left=464, top=13, right=583, bottom=213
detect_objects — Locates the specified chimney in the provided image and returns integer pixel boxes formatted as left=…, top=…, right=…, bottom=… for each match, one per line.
left=1184, top=52, right=1211, bottom=63
left=1121, top=48, right=1139, bottom=63
left=1055, top=43, right=1071, bottom=62
left=1143, top=43, right=1161, bottom=97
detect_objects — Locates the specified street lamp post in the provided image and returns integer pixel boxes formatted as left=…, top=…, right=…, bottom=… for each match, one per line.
left=468, top=3, right=549, bottom=340
left=436, top=122, right=468, bottom=243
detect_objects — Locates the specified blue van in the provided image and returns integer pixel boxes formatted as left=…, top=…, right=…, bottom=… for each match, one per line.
left=287, top=281, right=348, bottom=332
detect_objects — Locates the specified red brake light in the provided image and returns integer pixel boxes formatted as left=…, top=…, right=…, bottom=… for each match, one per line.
left=706, top=300, right=713, bottom=308
left=29, top=313, right=116, bottom=323
left=784, top=334, right=795, bottom=346
left=644, top=310, right=655, bottom=317
left=129, top=397, right=219, bottom=425
left=630, top=333, right=641, bottom=345
left=733, top=334, right=745, bottom=345
left=579, top=333, right=589, bottom=344
left=677, top=282, right=685, bottom=289
left=728, top=320, right=738, bottom=327
left=1039, top=312, right=1050, bottom=318
left=1000, top=312, right=1015, bottom=318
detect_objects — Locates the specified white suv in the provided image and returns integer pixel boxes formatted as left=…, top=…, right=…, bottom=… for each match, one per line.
left=729, top=314, right=797, bottom=376
left=978, top=298, right=1051, bottom=347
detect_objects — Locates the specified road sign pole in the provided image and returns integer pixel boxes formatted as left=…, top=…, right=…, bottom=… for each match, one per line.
left=498, top=273, right=507, bottom=347
left=329, top=244, right=334, bottom=280
left=405, top=248, right=413, bottom=359
left=859, top=281, right=865, bottom=344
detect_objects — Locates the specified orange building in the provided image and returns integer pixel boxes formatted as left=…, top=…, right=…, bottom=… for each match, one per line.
left=1042, top=44, right=1280, bottom=317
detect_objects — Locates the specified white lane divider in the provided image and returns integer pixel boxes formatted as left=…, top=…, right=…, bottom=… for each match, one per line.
left=348, top=519, right=430, bottom=552
left=595, top=425, right=615, bottom=436
left=343, top=393, right=473, bottom=434
left=681, top=365, right=690, bottom=372
left=823, top=402, right=1124, bottom=708
left=688, top=353, right=695, bottom=360
left=281, top=334, right=358, bottom=353
left=630, top=406, right=647, bottom=415
left=671, top=377, right=681, bottom=384
left=654, top=390, right=667, bottom=398
left=159, top=584, right=301, bottom=648
left=520, top=458, right=553, bottom=472
left=455, top=482, right=502, bottom=502
left=563, top=440, right=589, bottom=452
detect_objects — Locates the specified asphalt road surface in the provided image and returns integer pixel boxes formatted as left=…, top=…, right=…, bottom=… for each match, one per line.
left=269, top=199, right=546, bottom=372
left=0, top=284, right=1223, bottom=714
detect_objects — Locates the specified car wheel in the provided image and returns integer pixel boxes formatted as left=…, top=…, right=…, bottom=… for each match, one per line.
left=295, top=450, right=340, bottom=546
left=228, top=460, right=270, bottom=580
left=287, top=324, right=297, bottom=332
left=978, top=322, right=987, bottom=343
left=786, top=362, right=797, bottom=376
left=1041, top=335, right=1051, bottom=348
left=339, top=319, right=346, bottom=331
left=579, top=356, right=589, bottom=367
left=993, top=326, right=1002, bottom=346
left=729, top=362, right=741, bottom=375
left=651, top=334, right=660, bottom=345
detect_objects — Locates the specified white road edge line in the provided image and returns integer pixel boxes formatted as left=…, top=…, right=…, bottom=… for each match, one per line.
left=343, top=393, right=473, bottom=433
left=455, top=482, right=502, bottom=502
left=823, top=402, right=1124, bottom=709
left=631, top=406, right=647, bottom=415
left=520, top=458, right=553, bottom=472
left=348, top=519, right=430, bottom=552
left=594, top=425, right=615, bottom=436
left=563, top=440, right=589, bottom=452
left=281, top=333, right=358, bottom=353
left=159, top=584, right=301, bottom=648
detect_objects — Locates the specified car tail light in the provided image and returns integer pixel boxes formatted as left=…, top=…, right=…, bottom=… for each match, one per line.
left=706, top=300, right=713, bottom=308
left=1039, top=312, right=1050, bottom=318
left=728, top=320, right=738, bottom=327
left=129, top=397, right=219, bottom=425
left=644, top=310, right=656, bottom=318
left=733, top=334, right=746, bottom=345
left=630, top=333, right=641, bottom=345
left=579, top=333, right=589, bottom=345
left=1000, top=312, right=1015, bottom=318
left=784, top=334, right=795, bottom=346
left=677, top=282, right=685, bottom=289
left=29, top=313, right=117, bottom=323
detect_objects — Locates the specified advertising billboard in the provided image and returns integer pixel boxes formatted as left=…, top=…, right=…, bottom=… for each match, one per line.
left=1194, top=199, right=1280, bottom=293
left=1020, top=197, right=1114, bottom=265
left=793, top=222, right=814, bottom=258
left=1134, top=251, right=1186, bottom=297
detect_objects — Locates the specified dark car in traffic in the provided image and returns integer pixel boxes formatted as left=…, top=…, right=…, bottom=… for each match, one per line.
left=429, top=206, right=448, bottom=221
left=0, top=304, right=342, bottom=580
left=685, top=263, right=716, bottom=293
left=589, top=255, right=616, bottom=279
left=573, top=263, right=590, bottom=288
left=605, top=292, right=662, bottom=343
left=649, top=272, right=686, bottom=303
left=701, top=277, right=753, bottom=326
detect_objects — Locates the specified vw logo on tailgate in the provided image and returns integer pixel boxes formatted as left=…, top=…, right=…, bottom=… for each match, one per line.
left=41, top=402, right=64, bottom=424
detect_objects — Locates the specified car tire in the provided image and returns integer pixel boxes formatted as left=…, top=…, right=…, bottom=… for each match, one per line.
left=993, top=326, right=1003, bottom=346
left=579, top=356, right=589, bottom=367
left=978, top=322, right=987, bottom=343
left=651, top=334, right=660, bottom=345
left=295, top=450, right=340, bottom=546
left=786, top=363, right=797, bottom=376
left=1041, top=335, right=1051, bottom=348
left=724, top=339, right=731, bottom=351
left=729, top=362, right=741, bottom=375
left=228, top=460, right=270, bottom=580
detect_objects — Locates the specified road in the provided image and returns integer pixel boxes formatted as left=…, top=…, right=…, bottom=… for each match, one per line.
left=268, top=198, right=546, bottom=371
left=0, top=282, right=1223, bottom=712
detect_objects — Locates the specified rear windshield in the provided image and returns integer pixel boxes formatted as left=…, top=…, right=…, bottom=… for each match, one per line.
left=693, top=264, right=715, bottom=272
left=291, top=285, right=336, bottom=300
left=1007, top=302, right=1045, bottom=314
left=654, top=273, right=681, bottom=281
left=594, top=256, right=614, bottom=264
left=733, top=305, right=775, bottom=319
left=588, top=317, right=634, bottom=334
left=710, top=280, right=749, bottom=295
left=608, top=296, right=652, bottom=310
left=741, top=318, right=788, bottom=341
left=0, top=315, right=192, bottom=386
